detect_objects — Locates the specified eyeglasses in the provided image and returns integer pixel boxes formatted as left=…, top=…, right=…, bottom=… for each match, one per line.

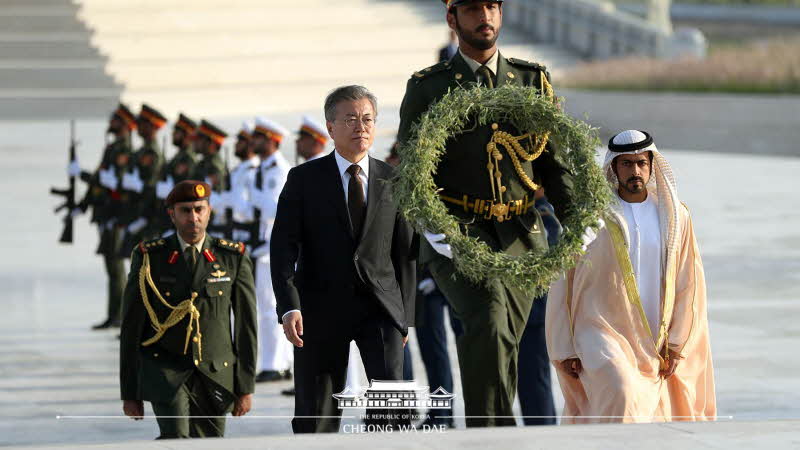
left=337, top=116, right=376, bottom=129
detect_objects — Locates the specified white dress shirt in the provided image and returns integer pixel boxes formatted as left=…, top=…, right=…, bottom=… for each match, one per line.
left=177, top=233, right=206, bottom=258
left=620, top=193, right=662, bottom=338
left=459, top=48, right=499, bottom=80
left=334, top=149, right=370, bottom=205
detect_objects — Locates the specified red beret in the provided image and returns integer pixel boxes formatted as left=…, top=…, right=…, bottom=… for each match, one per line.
left=166, top=180, right=212, bottom=206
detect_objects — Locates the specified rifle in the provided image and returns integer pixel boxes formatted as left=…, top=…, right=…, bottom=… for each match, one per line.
left=49, top=120, right=78, bottom=244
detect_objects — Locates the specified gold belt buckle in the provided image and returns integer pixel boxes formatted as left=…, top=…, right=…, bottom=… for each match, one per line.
left=490, top=202, right=509, bottom=222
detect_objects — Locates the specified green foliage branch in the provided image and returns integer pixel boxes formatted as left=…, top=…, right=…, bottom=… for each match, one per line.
left=393, top=84, right=611, bottom=295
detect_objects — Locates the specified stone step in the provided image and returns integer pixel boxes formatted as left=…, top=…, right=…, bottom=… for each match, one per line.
left=0, top=94, right=120, bottom=119
left=77, top=5, right=432, bottom=32
left=0, top=41, right=104, bottom=60
left=0, top=14, right=91, bottom=33
left=0, top=67, right=121, bottom=89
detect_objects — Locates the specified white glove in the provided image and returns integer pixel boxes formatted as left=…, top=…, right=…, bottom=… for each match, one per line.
left=67, top=160, right=81, bottom=177
left=580, top=218, right=605, bottom=251
left=417, top=278, right=436, bottom=295
left=155, top=177, right=174, bottom=200
left=423, top=231, right=452, bottom=259
left=127, top=217, right=147, bottom=234
left=98, top=168, right=118, bottom=190
left=122, top=169, right=144, bottom=193
left=251, top=243, right=269, bottom=259
left=70, top=208, right=83, bottom=218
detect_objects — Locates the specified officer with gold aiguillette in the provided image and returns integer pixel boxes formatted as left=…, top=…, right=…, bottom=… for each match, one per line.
left=397, top=0, right=575, bottom=427
left=119, top=180, right=258, bottom=439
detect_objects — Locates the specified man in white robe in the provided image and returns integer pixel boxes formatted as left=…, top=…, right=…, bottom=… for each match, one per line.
left=546, top=129, right=716, bottom=423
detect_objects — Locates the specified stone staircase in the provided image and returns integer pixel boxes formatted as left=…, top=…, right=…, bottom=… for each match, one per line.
left=0, top=0, right=582, bottom=120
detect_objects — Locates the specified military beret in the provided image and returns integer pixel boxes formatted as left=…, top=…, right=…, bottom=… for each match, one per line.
left=197, top=119, right=228, bottom=146
left=442, top=0, right=503, bottom=8
left=174, top=113, right=197, bottom=134
left=138, top=103, right=168, bottom=129
left=112, top=103, right=137, bottom=130
left=166, top=180, right=212, bottom=206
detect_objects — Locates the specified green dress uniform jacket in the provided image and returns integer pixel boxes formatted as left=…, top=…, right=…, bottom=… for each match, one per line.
left=396, top=51, right=575, bottom=427
left=118, top=140, right=164, bottom=256
left=119, top=234, right=257, bottom=413
left=193, top=153, right=227, bottom=192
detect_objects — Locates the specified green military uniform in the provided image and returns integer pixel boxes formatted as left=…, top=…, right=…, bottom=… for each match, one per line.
left=120, top=204, right=257, bottom=437
left=153, top=148, right=197, bottom=234
left=80, top=104, right=135, bottom=328
left=118, top=137, right=164, bottom=256
left=397, top=50, right=574, bottom=427
left=193, top=152, right=226, bottom=192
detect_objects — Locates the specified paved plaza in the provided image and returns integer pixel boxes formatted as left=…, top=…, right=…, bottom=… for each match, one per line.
left=1, top=115, right=798, bottom=446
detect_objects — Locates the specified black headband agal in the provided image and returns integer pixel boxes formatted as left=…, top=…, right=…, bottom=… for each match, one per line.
left=608, top=131, right=654, bottom=153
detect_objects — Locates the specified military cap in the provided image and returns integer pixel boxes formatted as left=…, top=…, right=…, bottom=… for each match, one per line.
left=238, top=120, right=254, bottom=140
left=174, top=113, right=197, bottom=134
left=113, top=103, right=138, bottom=130
left=138, top=103, right=168, bottom=129
left=298, top=115, right=328, bottom=144
left=166, top=180, right=212, bottom=206
left=253, top=116, right=289, bottom=143
left=196, top=119, right=228, bottom=146
left=442, top=0, right=503, bottom=8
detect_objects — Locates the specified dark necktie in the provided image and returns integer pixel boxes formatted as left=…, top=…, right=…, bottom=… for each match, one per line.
left=346, top=164, right=366, bottom=237
left=185, top=246, right=198, bottom=272
left=476, top=65, right=495, bottom=89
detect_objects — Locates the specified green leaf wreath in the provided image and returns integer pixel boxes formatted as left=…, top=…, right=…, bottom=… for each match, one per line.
left=392, top=84, right=611, bottom=295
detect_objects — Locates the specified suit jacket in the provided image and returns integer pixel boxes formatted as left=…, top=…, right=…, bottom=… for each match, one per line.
left=119, top=234, right=258, bottom=411
left=270, top=153, right=416, bottom=336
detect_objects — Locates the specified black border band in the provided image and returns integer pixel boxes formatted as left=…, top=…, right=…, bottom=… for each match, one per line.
left=608, top=131, right=653, bottom=153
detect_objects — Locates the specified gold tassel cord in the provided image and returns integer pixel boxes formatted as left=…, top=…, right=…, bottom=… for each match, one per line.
left=137, top=253, right=203, bottom=361
left=484, top=76, right=555, bottom=196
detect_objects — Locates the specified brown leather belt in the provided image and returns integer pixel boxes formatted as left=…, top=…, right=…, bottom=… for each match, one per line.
left=438, top=192, right=533, bottom=223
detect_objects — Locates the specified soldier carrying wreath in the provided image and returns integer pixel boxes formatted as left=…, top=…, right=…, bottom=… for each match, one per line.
left=395, top=0, right=608, bottom=428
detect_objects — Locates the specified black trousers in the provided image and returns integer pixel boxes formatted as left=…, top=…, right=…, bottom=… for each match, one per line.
left=292, top=300, right=405, bottom=433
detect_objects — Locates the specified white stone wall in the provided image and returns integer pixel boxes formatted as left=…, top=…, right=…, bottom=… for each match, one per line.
left=504, top=0, right=707, bottom=60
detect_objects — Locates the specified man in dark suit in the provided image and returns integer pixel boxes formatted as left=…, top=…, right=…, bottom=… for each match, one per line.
left=271, top=85, right=416, bottom=434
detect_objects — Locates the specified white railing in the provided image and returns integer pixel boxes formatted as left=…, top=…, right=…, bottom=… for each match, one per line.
left=504, top=0, right=707, bottom=60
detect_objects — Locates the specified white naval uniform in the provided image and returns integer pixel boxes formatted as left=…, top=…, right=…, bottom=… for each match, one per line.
left=252, top=151, right=293, bottom=372
left=229, top=155, right=260, bottom=243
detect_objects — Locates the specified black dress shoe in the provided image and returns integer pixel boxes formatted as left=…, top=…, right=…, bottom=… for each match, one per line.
left=281, top=387, right=295, bottom=396
left=255, top=370, right=291, bottom=383
left=92, top=318, right=120, bottom=330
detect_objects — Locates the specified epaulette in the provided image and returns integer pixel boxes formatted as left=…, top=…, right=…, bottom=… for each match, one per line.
left=411, top=60, right=452, bottom=83
left=506, top=57, right=546, bottom=72
left=215, top=238, right=246, bottom=255
left=139, top=238, right=167, bottom=254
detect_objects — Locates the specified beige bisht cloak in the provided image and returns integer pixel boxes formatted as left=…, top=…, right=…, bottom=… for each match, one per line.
left=546, top=132, right=716, bottom=423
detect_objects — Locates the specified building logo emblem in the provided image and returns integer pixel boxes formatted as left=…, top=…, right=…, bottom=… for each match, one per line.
left=333, top=380, right=455, bottom=410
